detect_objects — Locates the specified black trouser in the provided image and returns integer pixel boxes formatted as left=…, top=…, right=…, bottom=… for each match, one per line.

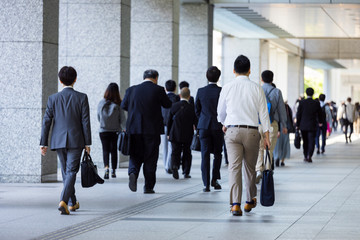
left=171, top=141, right=192, bottom=175
left=128, top=134, right=160, bottom=190
left=344, top=122, right=354, bottom=141
left=301, top=130, right=316, bottom=159
left=315, top=125, right=327, bottom=152
left=99, top=132, right=118, bottom=169
left=199, top=129, right=224, bottom=188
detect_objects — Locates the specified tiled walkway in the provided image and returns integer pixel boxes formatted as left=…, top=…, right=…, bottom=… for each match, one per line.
left=1, top=133, right=359, bottom=240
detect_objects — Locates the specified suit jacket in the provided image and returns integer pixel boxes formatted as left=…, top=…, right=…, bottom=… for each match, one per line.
left=162, top=92, right=180, bottom=126
left=40, top=87, right=91, bottom=150
left=168, top=100, right=197, bottom=143
left=195, top=84, right=222, bottom=130
left=121, top=81, right=172, bottom=135
left=296, top=98, right=323, bottom=131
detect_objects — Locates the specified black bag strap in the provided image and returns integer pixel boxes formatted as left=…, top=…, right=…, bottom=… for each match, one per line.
left=264, top=147, right=271, bottom=170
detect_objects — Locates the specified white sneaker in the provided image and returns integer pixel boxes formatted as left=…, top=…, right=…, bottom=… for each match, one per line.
left=255, top=171, right=262, bottom=184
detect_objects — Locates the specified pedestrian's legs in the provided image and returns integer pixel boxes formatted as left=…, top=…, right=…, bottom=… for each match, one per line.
left=200, top=129, right=211, bottom=188
left=99, top=132, right=111, bottom=168
left=109, top=132, right=118, bottom=170
left=128, top=134, right=144, bottom=177
left=301, top=130, right=309, bottom=159
left=308, top=131, right=317, bottom=159
left=182, top=142, right=192, bottom=175
left=142, top=135, right=160, bottom=190
left=211, top=130, right=224, bottom=182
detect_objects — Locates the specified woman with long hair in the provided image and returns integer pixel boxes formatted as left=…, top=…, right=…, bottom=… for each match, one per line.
left=97, top=83, right=124, bottom=179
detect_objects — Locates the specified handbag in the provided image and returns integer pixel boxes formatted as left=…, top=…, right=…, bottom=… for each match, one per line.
left=190, top=130, right=201, bottom=151
left=81, top=151, right=104, bottom=188
left=117, top=130, right=131, bottom=156
left=294, top=128, right=301, bottom=149
left=260, top=148, right=275, bottom=207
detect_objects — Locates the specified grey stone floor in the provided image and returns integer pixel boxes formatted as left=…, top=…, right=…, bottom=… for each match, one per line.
left=1, top=132, right=360, bottom=240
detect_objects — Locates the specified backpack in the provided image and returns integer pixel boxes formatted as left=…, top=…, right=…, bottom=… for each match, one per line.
left=265, top=88, right=276, bottom=123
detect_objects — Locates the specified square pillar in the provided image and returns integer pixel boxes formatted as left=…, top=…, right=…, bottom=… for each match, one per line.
left=59, top=0, right=131, bottom=168
left=0, top=1, right=59, bottom=182
left=130, top=0, right=180, bottom=86
left=179, top=3, right=213, bottom=93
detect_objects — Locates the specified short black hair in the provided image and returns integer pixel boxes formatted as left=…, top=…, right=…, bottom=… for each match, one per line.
left=261, top=70, right=274, bottom=83
left=347, top=97, right=352, bottom=102
left=234, top=55, right=250, bottom=75
left=143, top=69, right=159, bottom=80
left=319, top=94, right=326, bottom=102
left=179, top=81, right=189, bottom=89
left=206, top=66, right=221, bottom=83
left=58, top=66, right=77, bottom=86
left=165, top=80, right=176, bottom=92
left=306, top=87, right=314, bottom=97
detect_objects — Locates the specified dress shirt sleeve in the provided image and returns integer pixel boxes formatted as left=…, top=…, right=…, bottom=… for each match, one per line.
left=217, top=87, right=227, bottom=125
left=258, top=86, right=270, bottom=132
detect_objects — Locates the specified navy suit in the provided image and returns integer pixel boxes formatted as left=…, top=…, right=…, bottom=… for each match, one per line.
left=40, top=87, right=91, bottom=206
left=296, top=98, right=323, bottom=159
left=121, top=81, right=172, bottom=190
left=195, top=84, right=223, bottom=188
left=168, top=100, right=197, bottom=175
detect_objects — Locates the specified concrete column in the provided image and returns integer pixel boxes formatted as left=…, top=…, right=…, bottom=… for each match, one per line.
left=179, top=3, right=213, bottom=94
left=0, top=1, right=59, bottom=182
left=222, top=37, right=261, bottom=86
left=288, top=55, right=303, bottom=107
left=130, top=0, right=180, bottom=87
left=59, top=0, right=130, bottom=168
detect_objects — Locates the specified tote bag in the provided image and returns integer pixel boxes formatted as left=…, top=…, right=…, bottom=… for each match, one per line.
left=81, top=151, right=104, bottom=188
left=260, top=148, right=275, bottom=207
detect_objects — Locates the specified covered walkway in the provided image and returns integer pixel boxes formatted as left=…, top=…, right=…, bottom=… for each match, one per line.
left=1, top=133, right=360, bottom=240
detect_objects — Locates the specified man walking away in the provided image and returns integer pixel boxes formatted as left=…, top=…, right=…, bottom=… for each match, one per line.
left=40, top=66, right=91, bottom=215
left=161, top=80, right=180, bottom=174
left=338, top=97, right=355, bottom=143
left=256, top=70, right=287, bottom=184
left=217, top=55, right=270, bottom=216
left=167, top=87, right=197, bottom=179
left=315, top=94, right=331, bottom=154
left=296, top=87, right=323, bottom=162
left=195, top=66, right=224, bottom=192
left=121, top=69, right=172, bottom=194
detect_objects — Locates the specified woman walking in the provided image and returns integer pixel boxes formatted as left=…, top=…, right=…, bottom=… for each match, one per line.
left=98, top=83, right=124, bottom=179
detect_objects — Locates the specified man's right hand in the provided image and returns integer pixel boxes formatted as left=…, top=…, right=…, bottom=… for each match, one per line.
left=85, top=146, right=91, bottom=154
left=263, top=131, right=271, bottom=149
left=222, top=126, right=227, bottom=133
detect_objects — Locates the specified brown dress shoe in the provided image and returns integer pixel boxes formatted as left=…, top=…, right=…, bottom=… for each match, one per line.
left=58, top=201, right=70, bottom=215
left=231, top=205, right=242, bottom=216
left=244, top=198, right=257, bottom=212
left=69, top=201, right=80, bottom=212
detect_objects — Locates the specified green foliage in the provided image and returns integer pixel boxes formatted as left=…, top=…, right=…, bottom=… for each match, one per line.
left=304, top=67, right=323, bottom=99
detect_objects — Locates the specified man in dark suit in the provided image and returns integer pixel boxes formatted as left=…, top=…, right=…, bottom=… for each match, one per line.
left=167, top=87, right=197, bottom=179
left=121, top=69, right=172, bottom=193
left=40, top=66, right=91, bottom=215
left=179, top=81, right=195, bottom=108
left=195, top=66, right=223, bottom=192
left=296, top=87, right=323, bottom=162
left=161, top=80, right=180, bottom=174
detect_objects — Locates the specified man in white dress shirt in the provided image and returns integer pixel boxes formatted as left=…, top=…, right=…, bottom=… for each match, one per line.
left=217, top=55, right=271, bottom=216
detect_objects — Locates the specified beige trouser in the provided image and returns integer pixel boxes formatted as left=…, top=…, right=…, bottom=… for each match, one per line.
left=256, top=121, right=279, bottom=172
left=225, top=127, right=261, bottom=205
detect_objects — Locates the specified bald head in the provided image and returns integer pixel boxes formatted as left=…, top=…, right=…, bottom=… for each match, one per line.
left=180, top=87, right=190, bottom=100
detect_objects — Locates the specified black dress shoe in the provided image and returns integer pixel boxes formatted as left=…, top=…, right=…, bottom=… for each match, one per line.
left=316, top=149, right=320, bottom=154
left=129, top=173, right=137, bottom=192
left=166, top=169, right=173, bottom=174
left=184, top=174, right=191, bottom=178
left=281, top=162, right=285, bottom=166
left=111, top=169, right=116, bottom=178
left=172, top=169, right=179, bottom=179
left=104, top=169, right=109, bottom=179
left=203, top=187, right=210, bottom=192
left=275, top=159, right=280, bottom=167
left=144, top=187, right=155, bottom=194
left=211, top=180, right=222, bottom=190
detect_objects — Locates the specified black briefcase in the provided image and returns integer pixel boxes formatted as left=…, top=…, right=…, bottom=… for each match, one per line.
left=117, top=131, right=131, bottom=156
left=81, top=151, right=104, bottom=188
left=294, top=129, right=301, bottom=149
left=260, top=148, right=275, bottom=207
left=190, top=130, right=201, bottom=151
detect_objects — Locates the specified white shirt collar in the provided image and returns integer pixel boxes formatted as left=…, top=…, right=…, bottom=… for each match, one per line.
left=208, top=82, right=217, bottom=85
left=181, top=98, right=189, bottom=102
left=63, top=86, right=73, bottom=89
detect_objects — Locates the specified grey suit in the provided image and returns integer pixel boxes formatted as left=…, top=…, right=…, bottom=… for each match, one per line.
left=40, top=87, right=91, bottom=205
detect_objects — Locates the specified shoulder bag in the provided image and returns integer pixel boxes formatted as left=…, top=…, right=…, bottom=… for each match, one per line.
left=260, top=148, right=275, bottom=207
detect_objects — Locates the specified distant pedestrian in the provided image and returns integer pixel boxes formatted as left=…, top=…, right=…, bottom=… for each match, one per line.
left=217, top=55, right=270, bottom=216
left=179, top=81, right=195, bottom=107
left=331, top=101, right=338, bottom=131
left=161, top=80, right=180, bottom=174
left=338, top=97, right=355, bottom=143
left=296, top=87, right=323, bottom=162
left=315, top=94, right=331, bottom=154
left=40, top=66, right=91, bottom=215
left=274, top=101, right=294, bottom=167
left=97, top=83, right=125, bottom=179
left=121, top=69, right=172, bottom=194
left=195, top=66, right=224, bottom=192
left=167, top=87, right=197, bottom=179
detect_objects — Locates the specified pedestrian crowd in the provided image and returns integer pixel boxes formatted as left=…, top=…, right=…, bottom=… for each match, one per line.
left=40, top=55, right=360, bottom=216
